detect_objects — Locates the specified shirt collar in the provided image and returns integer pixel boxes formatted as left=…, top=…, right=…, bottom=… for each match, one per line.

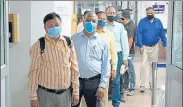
left=107, top=21, right=118, bottom=26
left=145, top=17, right=158, bottom=22
left=81, top=30, right=98, bottom=39
left=45, top=34, right=65, bottom=42
left=78, top=22, right=83, bottom=26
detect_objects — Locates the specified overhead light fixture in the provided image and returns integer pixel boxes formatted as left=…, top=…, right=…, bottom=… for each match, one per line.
left=98, top=1, right=103, bottom=4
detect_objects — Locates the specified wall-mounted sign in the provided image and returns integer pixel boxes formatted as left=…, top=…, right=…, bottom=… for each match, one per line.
left=153, top=4, right=165, bottom=14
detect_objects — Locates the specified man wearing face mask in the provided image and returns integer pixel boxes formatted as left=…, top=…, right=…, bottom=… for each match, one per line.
left=105, top=6, right=129, bottom=107
left=28, top=12, right=79, bottom=107
left=119, top=10, right=136, bottom=96
left=96, top=11, right=118, bottom=107
left=136, top=7, right=167, bottom=93
left=71, top=11, right=109, bottom=107
left=125, top=9, right=135, bottom=24
left=77, top=10, right=92, bottom=34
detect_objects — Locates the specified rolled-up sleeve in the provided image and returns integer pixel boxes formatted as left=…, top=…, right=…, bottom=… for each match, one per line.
left=28, top=41, right=41, bottom=100
left=70, top=41, right=80, bottom=96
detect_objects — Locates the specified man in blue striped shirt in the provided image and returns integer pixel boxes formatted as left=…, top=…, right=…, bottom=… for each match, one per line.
left=105, top=6, right=129, bottom=107
left=136, top=7, right=167, bottom=93
left=71, top=11, right=109, bottom=107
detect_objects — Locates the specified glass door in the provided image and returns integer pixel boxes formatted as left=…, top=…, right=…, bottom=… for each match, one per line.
left=165, top=1, right=182, bottom=107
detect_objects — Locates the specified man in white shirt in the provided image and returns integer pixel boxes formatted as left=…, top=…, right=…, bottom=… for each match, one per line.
left=77, top=14, right=84, bottom=33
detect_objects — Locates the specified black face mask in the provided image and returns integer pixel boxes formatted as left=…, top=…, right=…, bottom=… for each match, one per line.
left=147, top=15, right=154, bottom=20
left=107, top=16, right=116, bottom=22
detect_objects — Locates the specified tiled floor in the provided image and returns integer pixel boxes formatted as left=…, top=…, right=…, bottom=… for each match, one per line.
left=80, top=49, right=166, bottom=107
left=108, top=88, right=162, bottom=107
left=107, top=49, right=166, bottom=107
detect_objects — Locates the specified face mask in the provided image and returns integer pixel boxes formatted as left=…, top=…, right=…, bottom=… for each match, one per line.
left=47, top=27, right=61, bottom=38
left=130, top=15, right=135, bottom=21
left=98, top=20, right=106, bottom=27
left=107, top=16, right=116, bottom=22
left=84, top=21, right=96, bottom=33
left=147, top=15, right=154, bottom=20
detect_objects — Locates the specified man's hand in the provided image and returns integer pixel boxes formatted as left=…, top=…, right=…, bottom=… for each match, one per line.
left=161, top=46, right=166, bottom=60
left=30, top=100, right=39, bottom=107
left=72, top=95, right=79, bottom=106
left=140, top=47, right=144, bottom=55
left=110, top=70, right=116, bottom=80
left=95, top=87, right=105, bottom=100
left=123, top=60, right=128, bottom=68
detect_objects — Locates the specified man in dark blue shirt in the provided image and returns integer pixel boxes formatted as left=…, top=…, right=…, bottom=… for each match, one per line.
left=136, top=7, right=167, bottom=93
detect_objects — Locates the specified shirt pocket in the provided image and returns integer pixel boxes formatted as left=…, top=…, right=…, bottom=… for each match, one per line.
left=60, top=47, right=71, bottom=66
left=89, top=44, right=103, bottom=61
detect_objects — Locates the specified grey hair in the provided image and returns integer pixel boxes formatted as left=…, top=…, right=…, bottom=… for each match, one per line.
left=105, top=6, right=116, bottom=13
left=146, top=7, right=154, bottom=11
left=84, top=11, right=96, bottom=19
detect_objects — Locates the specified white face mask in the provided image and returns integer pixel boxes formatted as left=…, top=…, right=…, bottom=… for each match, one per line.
left=130, top=15, right=135, bottom=21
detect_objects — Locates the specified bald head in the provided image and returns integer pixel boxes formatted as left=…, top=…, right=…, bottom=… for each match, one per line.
left=84, top=11, right=98, bottom=24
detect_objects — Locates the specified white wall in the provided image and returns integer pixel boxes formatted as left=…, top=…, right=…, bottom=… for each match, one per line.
left=31, top=1, right=73, bottom=42
left=1, top=78, right=5, bottom=107
left=54, top=1, right=73, bottom=37
left=31, top=1, right=54, bottom=45
left=137, top=1, right=169, bottom=29
left=9, top=1, right=31, bottom=107
left=8, top=1, right=74, bottom=107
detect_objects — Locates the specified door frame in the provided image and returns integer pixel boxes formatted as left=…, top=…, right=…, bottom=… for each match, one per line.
left=165, top=1, right=182, bottom=107
left=1, top=1, right=10, bottom=107
left=166, top=1, right=182, bottom=83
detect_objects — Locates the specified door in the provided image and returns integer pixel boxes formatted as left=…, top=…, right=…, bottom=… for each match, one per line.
left=1, top=1, right=10, bottom=107
left=165, top=1, right=182, bottom=107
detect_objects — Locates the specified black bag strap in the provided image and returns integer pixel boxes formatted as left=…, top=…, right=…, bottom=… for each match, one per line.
left=38, top=37, right=45, bottom=56
left=63, top=36, right=71, bottom=48
left=38, top=36, right=71, bottom=55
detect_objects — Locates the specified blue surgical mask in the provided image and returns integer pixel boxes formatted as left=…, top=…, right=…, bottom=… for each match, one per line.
left=47, top=27, right=61, bottom=38
left=98, top=20, right=106, bottom=27
left=84, top=21, right=96, bottom=33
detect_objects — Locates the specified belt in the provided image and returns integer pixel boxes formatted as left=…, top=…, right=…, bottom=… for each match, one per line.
left=79, top=74, right=101, bottom=81
left=145, top=44, right=156, bottom=47
left=38, top=85, right=68, bottom=94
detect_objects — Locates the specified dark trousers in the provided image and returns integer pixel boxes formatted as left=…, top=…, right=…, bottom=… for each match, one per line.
left=109, top=74, right=126, bottom=98
left=72, top=75, right=100, bottom=107
left=123, top=71, right=129, bottom=89
left=120, top=74, right=124, bottom=98
left=119, top=71, right=130, bottom=97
